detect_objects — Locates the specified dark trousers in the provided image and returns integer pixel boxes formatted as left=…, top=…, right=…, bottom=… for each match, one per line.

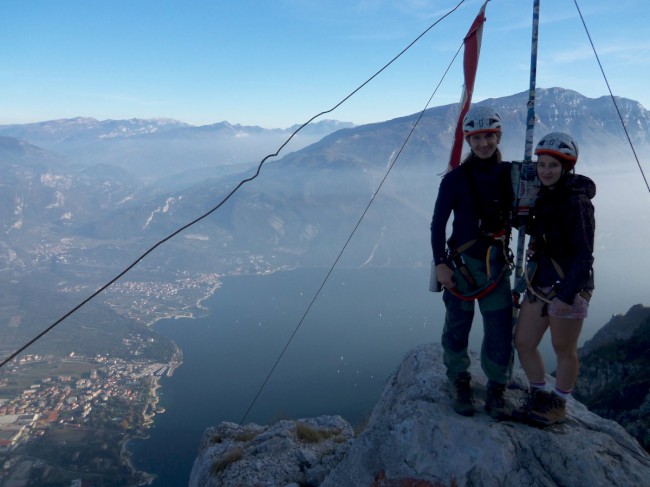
left=441, top=253, right=514, bottom=384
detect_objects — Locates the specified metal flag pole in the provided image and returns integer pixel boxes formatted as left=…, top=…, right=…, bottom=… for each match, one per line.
left=512, top=0, right=540, bottom=309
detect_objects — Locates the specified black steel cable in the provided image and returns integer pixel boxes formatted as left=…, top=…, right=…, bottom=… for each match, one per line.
left=0, top=0, right=468, bottom=369
left=209, top=5, right=470, bottom=467
left=230, top=40, right=465, bottom=435
left=573, top=0, right=650, bottom=193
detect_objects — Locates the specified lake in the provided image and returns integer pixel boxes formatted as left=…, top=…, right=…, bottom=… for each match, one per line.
left=128, top=260, right=645, bottom=486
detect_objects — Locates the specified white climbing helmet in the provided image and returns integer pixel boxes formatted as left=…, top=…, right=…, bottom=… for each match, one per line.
left=535, top=132, right=579, bottom=168
left=462, top=106, right=503, bottom=136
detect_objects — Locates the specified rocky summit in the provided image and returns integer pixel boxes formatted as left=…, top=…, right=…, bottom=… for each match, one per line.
left=189, top=342, right=650, bottom=487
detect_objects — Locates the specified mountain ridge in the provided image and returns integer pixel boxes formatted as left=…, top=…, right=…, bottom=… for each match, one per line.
left=1, top=86, right=649, bottom=355
left=1, top=86, right=649, bottom=485
left=574, top=304, right=650, bottom=452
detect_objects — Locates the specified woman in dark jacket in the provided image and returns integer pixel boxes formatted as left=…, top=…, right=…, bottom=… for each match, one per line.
left=431, top=105, right=514, bottom=419
left=515, top=132, right=596, bottom=426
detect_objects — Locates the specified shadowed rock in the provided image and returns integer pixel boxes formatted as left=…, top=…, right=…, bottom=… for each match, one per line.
left=190, top=343, right=650, bottom=487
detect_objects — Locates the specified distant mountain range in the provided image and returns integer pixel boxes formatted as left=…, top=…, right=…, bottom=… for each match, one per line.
left=0, top=118, right=355, bottom=181
left=2, top=86, right=649, bottom=256
left=1, top=86, right=649, bottom=357
left=2, top=86, right=648, bottom=184
left=2, top=86, right=649, bottom=267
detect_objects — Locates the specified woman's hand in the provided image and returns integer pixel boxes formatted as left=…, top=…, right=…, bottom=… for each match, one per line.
left=552, top=298, right=573, bottom=315
left=436, top=263, right=456, bottom=289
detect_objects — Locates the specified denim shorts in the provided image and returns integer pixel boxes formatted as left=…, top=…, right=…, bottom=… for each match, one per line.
left=537, top=286, right=590, bottom=319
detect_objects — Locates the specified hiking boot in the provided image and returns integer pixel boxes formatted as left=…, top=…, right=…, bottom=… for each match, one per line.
left=527, top=391, right=566, bottom=426
left=452, top=374, right=475, bottom=416
left=485, top=381, right=510, bottom=420
left=510, top=387, right=539, bottom=422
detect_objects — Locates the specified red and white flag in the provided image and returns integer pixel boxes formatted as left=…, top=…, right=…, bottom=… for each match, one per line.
left=447, top=1, right=488, bottom=171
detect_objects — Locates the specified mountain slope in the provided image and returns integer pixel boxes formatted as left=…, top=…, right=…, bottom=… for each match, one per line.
left=573, top=304, right=650, bottom=452
left=1, top=86, right=649, bottom=357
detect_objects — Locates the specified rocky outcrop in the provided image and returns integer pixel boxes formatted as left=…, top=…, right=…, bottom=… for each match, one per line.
left=578, top=304, right=650, bottom=356
left=189, top=415, right=354, bottom=487
left=573, top=304, right=650, bottom=452
left=190, top=343, right=650, bottom=487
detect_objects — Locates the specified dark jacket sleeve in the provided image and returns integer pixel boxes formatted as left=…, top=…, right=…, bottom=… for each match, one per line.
left=554, top=193, right=595, bottom=304
left=430, top=176, right=453, bottom=265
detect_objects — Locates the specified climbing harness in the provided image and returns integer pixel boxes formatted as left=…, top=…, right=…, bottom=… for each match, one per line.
left=444, top=234, right=513, bottom=302
left=525, top=257, right=592, bottom=302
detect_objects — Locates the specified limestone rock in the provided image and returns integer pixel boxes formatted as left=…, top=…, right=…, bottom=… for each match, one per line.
left=189, top=415, right=354, bottom=487
left=321, top=343, right=650, bottom=487
left=190, top=343, right=650, bottom=487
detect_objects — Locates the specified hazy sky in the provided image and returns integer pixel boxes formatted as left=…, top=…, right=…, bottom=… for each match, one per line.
left=2, top=0, right=649, bottom=128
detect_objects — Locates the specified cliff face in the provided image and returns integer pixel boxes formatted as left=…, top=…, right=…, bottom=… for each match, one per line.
left=190, top=343, right=650, bottom=487
left=573, top=304, right=650, bottom=452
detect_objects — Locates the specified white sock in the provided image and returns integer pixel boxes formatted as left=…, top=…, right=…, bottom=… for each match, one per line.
left=553, top=387, right=571, bottom=400
left=530, top=381, right=547, bottom=391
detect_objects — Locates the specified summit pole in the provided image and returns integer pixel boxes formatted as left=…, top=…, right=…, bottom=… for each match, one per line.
left=512, top=0, right=540, bottom=310
left=522, top=0, right=540, bottom=163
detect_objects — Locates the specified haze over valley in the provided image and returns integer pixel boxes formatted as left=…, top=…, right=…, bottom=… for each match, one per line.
left=0, top=87, right=649, bottom=485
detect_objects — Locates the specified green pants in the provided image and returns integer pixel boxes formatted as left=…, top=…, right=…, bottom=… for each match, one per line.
left=441, top=253, right=514, bottom=384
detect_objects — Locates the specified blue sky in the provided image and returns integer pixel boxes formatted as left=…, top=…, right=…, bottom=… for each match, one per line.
left=2, top=0, right=649, bottom=128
